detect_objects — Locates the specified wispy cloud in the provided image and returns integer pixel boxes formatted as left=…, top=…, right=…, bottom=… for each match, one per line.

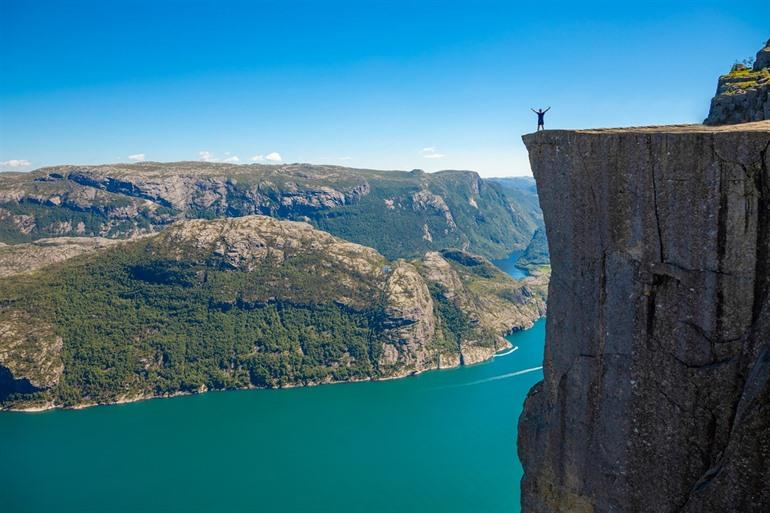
left=265, top=152, right=282, bottom=162
left=0, top=159, right=31, bottom=168
left=250, top=154, right=264, bottom=162
left=128, top=153, right=145, bottom=162
left=421, top=147, right=445, bottom=159
left=338, top=156, right=352, bottom=161
left=199, top=151, right=217, bottom=162
left=223, top=155, right=240, bottom=163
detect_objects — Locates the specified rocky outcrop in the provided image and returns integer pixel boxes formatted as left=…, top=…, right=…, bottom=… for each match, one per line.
left=420, top=249, right=548, bottom=365
left=380, top=261, right=436, bottom=371
left=0, top=310, right=63, bottom=401
left=0, top=236, right=128, bottom=277
left=705, top=40, right=770, bottom=125
left=756, top=39, right=770, bottom=70
left=412, top=189, right=457, bottom=229
left=520, top=121, right=770, bottom=513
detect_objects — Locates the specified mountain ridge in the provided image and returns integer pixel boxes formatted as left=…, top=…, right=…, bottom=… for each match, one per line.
left=0, top=162, right=543, bottom=261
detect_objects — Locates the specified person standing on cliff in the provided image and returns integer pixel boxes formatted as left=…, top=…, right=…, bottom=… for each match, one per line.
left=532, top=107, right=550, bottom=131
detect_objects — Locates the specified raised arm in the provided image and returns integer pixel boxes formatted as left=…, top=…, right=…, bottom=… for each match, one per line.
left=531, top=108, right=537, bottom=113
left=544, top=107, right=551, bottom=113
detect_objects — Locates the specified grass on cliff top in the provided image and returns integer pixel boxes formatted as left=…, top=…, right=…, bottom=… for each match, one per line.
left=720, top=68, right=770, bottom=94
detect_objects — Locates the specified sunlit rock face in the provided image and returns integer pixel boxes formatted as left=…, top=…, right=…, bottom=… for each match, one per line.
left=520, top=122, right=770, bottom=513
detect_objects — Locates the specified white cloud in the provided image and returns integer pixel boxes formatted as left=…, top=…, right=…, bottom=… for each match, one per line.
left=421, top=147, right=445, bottom=159
left=199, top=151, right=218, bottom=162
left=223, top=155, right=240, bottom=163
left=265, top=152, right=282, bottom=162
left=128, top=153, right=145, bottom=162
left=250, top=154, right=264, bottom=162
left=338, top=156, right=352, bottom=161
left=1, top=159, right=31, bottom=168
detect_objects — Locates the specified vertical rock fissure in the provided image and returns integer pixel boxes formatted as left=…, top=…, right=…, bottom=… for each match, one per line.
left=649, top=135, right=666, bottom=263
left=751, top=141, right=770, bottom=327
left=714, top=156, right=728, bottom=341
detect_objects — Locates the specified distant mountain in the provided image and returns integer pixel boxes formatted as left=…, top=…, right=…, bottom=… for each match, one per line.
left=516, top=227, right=550, bottom=269
left=490, top=176, right=538, bottom=196
left=0, top=216, right=546, bottom=410
left=490, top=176, right=548, bottom=269
left=0, top=163, right=543, bottom=260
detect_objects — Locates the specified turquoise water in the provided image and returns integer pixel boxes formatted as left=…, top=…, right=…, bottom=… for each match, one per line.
left=1, top=317, right=545, bottom=513
left=492, top=252, right=529, bottom=280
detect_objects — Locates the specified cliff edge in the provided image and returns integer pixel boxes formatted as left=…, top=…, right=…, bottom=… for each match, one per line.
left=519, top=121, right=770, bottom=512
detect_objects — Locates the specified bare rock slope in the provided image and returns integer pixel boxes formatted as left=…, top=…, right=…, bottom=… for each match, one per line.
left=519, top=121, right=770, bottom=513
left=0, top=236, right=128, bottom=277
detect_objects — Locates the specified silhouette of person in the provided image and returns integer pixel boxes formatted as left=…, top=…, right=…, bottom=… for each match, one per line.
left=531, top=107, right=551, bottom=131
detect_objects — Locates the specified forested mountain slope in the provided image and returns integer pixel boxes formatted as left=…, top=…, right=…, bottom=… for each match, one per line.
left=0, top=216, right=546, bottom=411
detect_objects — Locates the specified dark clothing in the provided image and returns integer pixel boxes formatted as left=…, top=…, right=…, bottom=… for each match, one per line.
left=532, top=108, right=549, bottom=131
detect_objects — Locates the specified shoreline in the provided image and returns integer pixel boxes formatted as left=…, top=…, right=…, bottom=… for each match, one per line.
left=2, top=320, right=537, bottom=413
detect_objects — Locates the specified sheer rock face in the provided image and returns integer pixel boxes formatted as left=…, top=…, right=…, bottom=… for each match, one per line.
left=704, top=40, right=770, bottom=125
left=520, top=122, right=770, bottom=513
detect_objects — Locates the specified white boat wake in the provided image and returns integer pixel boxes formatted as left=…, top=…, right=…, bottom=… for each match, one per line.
left=493, top=346, right=519, bottom=358
left=433, top=366, right=544, bottom=390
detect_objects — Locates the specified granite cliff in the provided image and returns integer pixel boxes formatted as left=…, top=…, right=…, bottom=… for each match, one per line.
left=521, top=47, right=770, bottom=513
left=519, top=121, right=770, bottom=512
left=0, top=216, right=546, bottom=411
left=519, top=121, right=770, bottom=513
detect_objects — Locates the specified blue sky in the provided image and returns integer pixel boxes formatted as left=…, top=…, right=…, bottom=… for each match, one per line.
left=0, top=1, right=767, bottom=176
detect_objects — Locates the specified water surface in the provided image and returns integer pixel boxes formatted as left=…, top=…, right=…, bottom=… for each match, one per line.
left=2, top=303, right=545, bottom=513
left=492, top=251, right=530, bottom=280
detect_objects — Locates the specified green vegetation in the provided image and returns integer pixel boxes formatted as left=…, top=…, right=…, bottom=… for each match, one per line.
left=428, top=282, right=471, bottom=352
left=0, top=240, right=388, bottom=408
left=0, top=217, right=546, bottom=410
left=719, top=66, right=770, bottom=95
left=516, top=228, right=550, bottom=269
